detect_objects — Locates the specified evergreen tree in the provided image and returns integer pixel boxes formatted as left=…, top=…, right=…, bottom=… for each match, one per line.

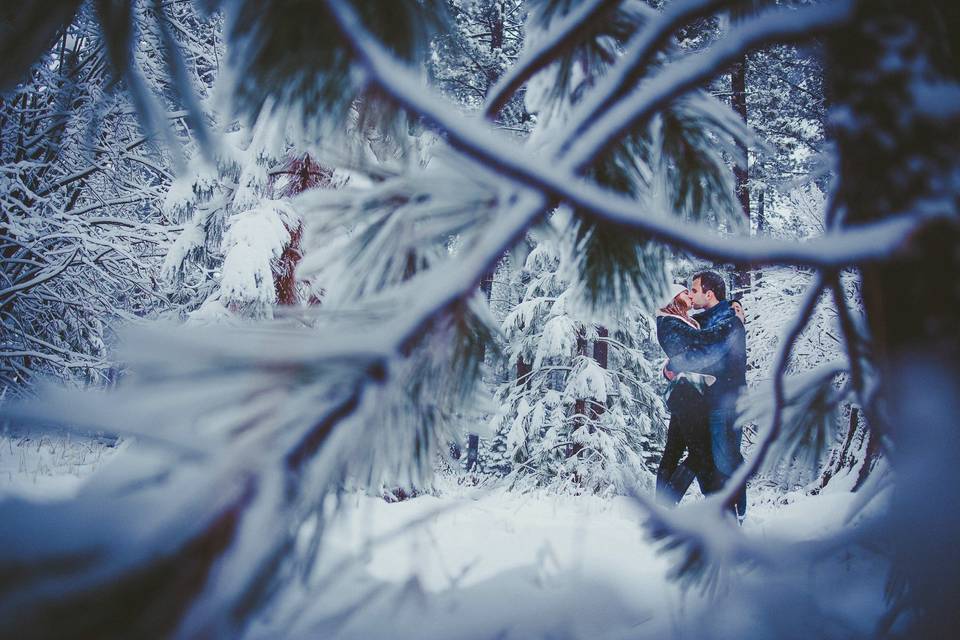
left=825, top=3, right=960, bottom=632
left=160, top=110, right=306, bottom=321
left=491, top=223, right=665, bottom=493
left=432, top=0, right=529, bottom=131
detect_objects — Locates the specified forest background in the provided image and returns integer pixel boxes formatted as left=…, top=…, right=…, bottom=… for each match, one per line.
left=1, top=1, right=958, bottom=638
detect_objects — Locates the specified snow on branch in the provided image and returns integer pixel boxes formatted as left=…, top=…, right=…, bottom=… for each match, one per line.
left=366, top=191, right=548, bottom=356
left=482, top=0, right=618, bottom=119
left=0, top=248, right=80, bottom=304
left=324, top=0, right=927, bottom=271
left=565, top=0, right=856, bottom=170
left=560, top=0, right=734, bottom=147
left=218, top=201, right=295, bottom=316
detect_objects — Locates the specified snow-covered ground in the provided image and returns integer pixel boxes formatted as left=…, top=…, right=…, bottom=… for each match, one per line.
left=1, top=436, right=888, bottom=639
left=0, top=430, right=123, bottom=501
left=249, top=477, right=889, bottom=640
left=254, top=489, right=686, bottom=639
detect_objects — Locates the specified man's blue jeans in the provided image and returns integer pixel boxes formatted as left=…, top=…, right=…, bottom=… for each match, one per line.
left=709, top=407, right=747, bottom=518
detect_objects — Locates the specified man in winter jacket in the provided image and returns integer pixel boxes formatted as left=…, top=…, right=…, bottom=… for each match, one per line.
left=667, top=271, right=748, bottom=520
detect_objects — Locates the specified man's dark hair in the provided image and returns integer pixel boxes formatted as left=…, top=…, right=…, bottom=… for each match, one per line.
left=693, top=270, right=727, bottom=301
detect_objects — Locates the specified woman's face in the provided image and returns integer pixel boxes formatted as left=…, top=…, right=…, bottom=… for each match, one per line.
left=675, top=290, right=693, bottom=309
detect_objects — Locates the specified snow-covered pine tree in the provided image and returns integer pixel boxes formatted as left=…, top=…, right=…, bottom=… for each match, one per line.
left=480, top=0, right=748, bottom=491
left=432, top=0, right=529, bottom=131
left=824, top=7, right=960, bottom=630
left=491, top=222, right=665, bottom=494
left=746, top=41, right=827, bottom=239
left=160, top=109, right=304, bottom=321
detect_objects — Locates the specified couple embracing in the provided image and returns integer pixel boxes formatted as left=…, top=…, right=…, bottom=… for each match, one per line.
left=654, top=271, right=748, bottom=521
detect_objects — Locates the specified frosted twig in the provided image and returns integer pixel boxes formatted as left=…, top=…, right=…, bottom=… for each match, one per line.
left=830, top=273, right=889, bottom=463
left=829, top=275, right=865, bottom=397
left=324, top=0, right=925, bottom=271
left=565, top=0, right=855, bottom=171
left=560, top=0, right=734, bottom=152
left=483, top=0, right=619, bottom=120
left=0, top=247, right=80, bottom=303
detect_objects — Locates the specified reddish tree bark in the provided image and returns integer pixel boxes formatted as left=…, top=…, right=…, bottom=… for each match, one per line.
left=516, top=355, right=531, bottom=388
left=568, top=326, right=590, bottom=460
left=592, top=326, right=608, bottom=422
left=274, top=223, right=303, bottom=306
left=271, top=154, right=334, bottom=306
left=593, top=326, right=608, bottom=369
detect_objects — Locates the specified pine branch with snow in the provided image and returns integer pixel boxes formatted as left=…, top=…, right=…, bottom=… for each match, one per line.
left=2, top=0, right=959, bottom=636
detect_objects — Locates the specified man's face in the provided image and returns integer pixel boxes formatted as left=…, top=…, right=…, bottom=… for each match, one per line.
left=690, top=278, right=711, bottom=309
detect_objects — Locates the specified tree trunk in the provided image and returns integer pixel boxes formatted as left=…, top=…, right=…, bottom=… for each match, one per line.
left=468, top=265, right=492, bottom=466
left=593, top=326, right=608, bottom=369
left=465, top=433, right=480, bottom=471
left=273, top=154, right=333, bottom=306
left=819, top=406, right=859, bottom=490
left=483, top=0, right=506, bottom=87
left=851, top=425, right=881, bottom=492
left=567, top=326, right=590, bottom=459
left=489, top=1, right=504, bottom=52
left=517, top=355, right=530, bottom=389
left=273, top=223, right=302, bottom=305
left=730, top=27, right=751, bottom=292
left=480, top=270, right=494, bottom=301
left=754, top=188, right=765, bottom=284
left=477, top=264, right=495, bottom=359
left=591, top=326, right=608, bottom=423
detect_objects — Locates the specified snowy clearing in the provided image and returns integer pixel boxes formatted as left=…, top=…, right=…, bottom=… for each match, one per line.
left=0, top=430, right=123, bottom=502
left=0, top=433, right=893, bottom=640
left=246, top=478, right=887, bottom=640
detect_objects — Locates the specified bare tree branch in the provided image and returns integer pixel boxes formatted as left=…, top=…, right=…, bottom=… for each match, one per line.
left=564, top=0, right=854, bottom=172
left=0, top=247, right=80, bottom=304
left=323, top=0, right=926, bottom=270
